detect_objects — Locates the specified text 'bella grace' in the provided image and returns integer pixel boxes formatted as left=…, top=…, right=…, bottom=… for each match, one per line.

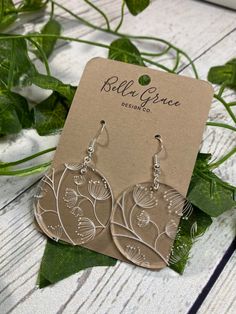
left=100, top=76, right=181, bottom=108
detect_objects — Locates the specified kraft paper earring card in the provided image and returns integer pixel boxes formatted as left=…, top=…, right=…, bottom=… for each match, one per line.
left=34, top=57, right=214, bottom=269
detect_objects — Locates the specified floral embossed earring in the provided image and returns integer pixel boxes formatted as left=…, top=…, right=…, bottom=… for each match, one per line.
left=34, top=120, right=114, bottom=245
left=110, top=135, right=193, bottom=270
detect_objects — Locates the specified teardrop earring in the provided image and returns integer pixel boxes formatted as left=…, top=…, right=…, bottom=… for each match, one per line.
left=34, top=120, right=114, bottom=245
left=110, top=134, right=193, bottom=270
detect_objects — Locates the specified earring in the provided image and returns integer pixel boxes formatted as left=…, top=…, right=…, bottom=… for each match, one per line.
left=110, top=134, right=193, bottom=270
left=34, top=120, right=114, bottom=245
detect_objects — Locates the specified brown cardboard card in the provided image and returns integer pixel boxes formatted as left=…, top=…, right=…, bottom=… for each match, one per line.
left=34, top=57, right=214, bottom=269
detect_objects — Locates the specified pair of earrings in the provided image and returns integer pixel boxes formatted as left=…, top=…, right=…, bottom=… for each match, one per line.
left=34, top=121, right=192, bottom=269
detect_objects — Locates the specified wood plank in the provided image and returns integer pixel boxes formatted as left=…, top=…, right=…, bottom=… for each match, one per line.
left=0, top=0, right=129, bottom=211
left=1, top=0, right=236, bottom=212
left=0, top=183, right=235, bottom=313
left=0, top=0, right=235, bottom=313
left=199, top=253, right=236, bottom=314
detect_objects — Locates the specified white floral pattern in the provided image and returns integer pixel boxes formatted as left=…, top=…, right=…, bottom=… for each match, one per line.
left=71, top=206, right=83, bottom=217
left=125, top=245, right=149, bottom=267
left=74, top=175, right=86, bottom=186
left=76, top=217, right=96, bottom=243
left=64, top=163, right=82, bottom=171
left=164, top=189, right=193, bottom=219
left=136, top=210, right=150, bottom=227
left=110, top=183, right=190, bottom=269
left=34, top=164, right=113, bottom=247
left=63, top=188, right=78, bottom=208
left=165, top=220, right=178, bottom=239
left=88, top=180, right=111, bottom=200
left=47, top=225, right=63, bottom=242
left=34, top=187, right=47, bottom=199
left=133, top=184, right=158, bottom=208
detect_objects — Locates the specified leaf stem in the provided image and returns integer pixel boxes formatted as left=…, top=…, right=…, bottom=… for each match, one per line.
left=84, top=0, right=110, bottom=30
left=194, top=169, right=236, bottom=192
left=115, top=0, right=125, bottom=32
left=0, top=162, right=51, bottom=176
left=140, top=45, right=171, bottom=57
left=0, top=147, right=56, bottom=169
left=0, top=33, right=173, bottom=72
left=27, top=38, right=51, bottom=75
left=50, top=1, right=54, bottom=20
left=217, top=81, right=227, bottom=97
left=172, top=51, right=180, bottom=72
left=142, top=57, right=173, bottom=72
left=51, top=0, right=198, bottom=78
left=214, top=94, right=236, bottom=124
left=206, top=122, right=236, bottom=132
left=208, top=146, right=236, bottom=170
left=7, top=39, right=15, bottom=90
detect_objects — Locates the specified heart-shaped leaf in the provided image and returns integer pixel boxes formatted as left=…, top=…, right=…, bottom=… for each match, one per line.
left=37, top=239, right=117, bottom=288
left=31, top=74, right=76, bottom=103
left=0, top=90, right=32, bottom=135
left=30, top=19, right=61, bottom=60
left=208, top=58, right=236, bottom=89
left=0, top=36, right=37, bottom=89
left=108, top=38, right=145, bottom=66
left=187, top=153, right=236, bottom=217
left=34, top=92, right=68, bottom=135
left=124, top=0, right=150, bottom=16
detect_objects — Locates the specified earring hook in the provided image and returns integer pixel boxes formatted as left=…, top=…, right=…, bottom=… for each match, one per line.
left=155, top=134, right=163, bottom=154
left=90, top=120, right=106, bottom=148
left=153, top=134, right=163, bottom=190
left=82, top=120, right=106, bottom=174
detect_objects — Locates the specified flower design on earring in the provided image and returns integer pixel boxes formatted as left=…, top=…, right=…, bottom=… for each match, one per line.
left=71, top=206, right=83, bottom=217
left=47, top=225, right=63, bottom=242
left=136, top=210, right=150, bottom=227
left=63, top=188, right=78, bottom=208
left=125, top=245, right=150, bottom=267
left=165, top=220, right=178, bottom=239
left=88, top=180, right=111, bottom=200
left=64, top=163, right=82, bottom=171
left=74, top=175, right=86, bottom=186
left=76, top=217, right=96, bottom=243
left=133, top=184, right=158, bottom=208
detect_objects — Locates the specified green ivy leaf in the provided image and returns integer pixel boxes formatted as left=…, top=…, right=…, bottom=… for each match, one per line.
left=108, top=38, right=145, bottom=66
left=208, top=58, right=236, bottom=89
left=188, top=153, right=236, bottom=217
left=32, top=74, right=76, bottom=135
left=40, top=19, right=61, bottom=58
left=170, top=205, right=212, bottom=274
left=0, top=90, right=32, bottom=135
left=0, top=0, right=18, bottom=30
left=124, top=0, right=150, bottom=16
left=0, top=36, right=37, bottom=88
left=31, top=74, right=76, bottom=103
left=31, top=19, right=61, bottom=60
left=18, top=0, right=48, bottom=12
left=37, top=239, right=117, bottom=288
left=34, top=92, right=68, bottom=135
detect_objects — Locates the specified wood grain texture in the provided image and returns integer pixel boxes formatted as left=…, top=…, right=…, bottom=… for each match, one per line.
left=199, top=253, right=236, bottom=314
left=0, top=0, right=235, bottom=313
left=0, top=0, right=126, bottom=210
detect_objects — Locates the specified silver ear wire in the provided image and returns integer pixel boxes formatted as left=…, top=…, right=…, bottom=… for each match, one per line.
left=155, top=134, right=163, bottom=153
left=81, top=120, right=106, bottom=174
left=153, top=134, right=163, bottom=190
left=90, top=120, right=106, bottom=149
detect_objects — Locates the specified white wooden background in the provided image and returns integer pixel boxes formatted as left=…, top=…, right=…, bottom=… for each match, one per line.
left=0, top=0, right=236, bottom=313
